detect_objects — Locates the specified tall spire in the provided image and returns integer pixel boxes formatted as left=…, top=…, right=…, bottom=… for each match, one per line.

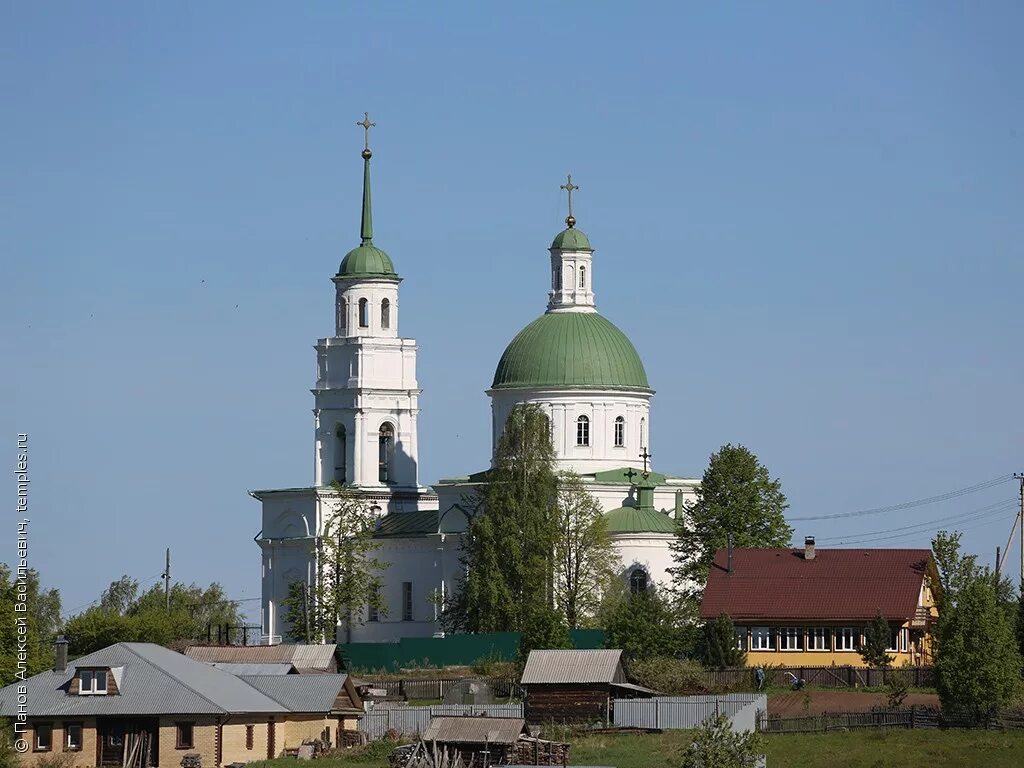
left=356, top=112, right=376, bottom=245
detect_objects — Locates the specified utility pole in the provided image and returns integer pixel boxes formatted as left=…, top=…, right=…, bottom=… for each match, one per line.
left=163, top=548, right=171, bottom=612
left=1015, top=473, right=1024, bottom=589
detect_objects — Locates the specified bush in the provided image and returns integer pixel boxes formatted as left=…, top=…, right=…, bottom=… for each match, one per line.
left=680, top=713, right=763, bottom=768
left=698, top=614, right=747, bottom=670
left=630, top=656, right=709, bottom=695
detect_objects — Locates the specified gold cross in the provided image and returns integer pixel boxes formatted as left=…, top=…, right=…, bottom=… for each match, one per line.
left=560, top=174, right=579, bottom=222
left=356, top=112, right=376, bottom=151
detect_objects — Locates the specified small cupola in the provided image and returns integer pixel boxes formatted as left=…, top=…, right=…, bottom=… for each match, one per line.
left=548, top=174, right=596, bottom=313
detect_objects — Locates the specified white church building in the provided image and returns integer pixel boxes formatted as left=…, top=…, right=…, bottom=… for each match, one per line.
left=254, top=125, right=698, bottom=645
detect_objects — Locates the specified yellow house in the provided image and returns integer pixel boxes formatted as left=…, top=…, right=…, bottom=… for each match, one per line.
left=1, top=641, right=363, bottom=768
left=699, top=538, right=939, bottom=667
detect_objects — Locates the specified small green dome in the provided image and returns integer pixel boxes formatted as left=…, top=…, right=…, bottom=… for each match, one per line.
left=604, top=506, right=676, bottom=534
left=492, top=312, right=651, bottom=391
left=337, top=244, right=398, bottom=279
left=551, top=226, right=592, bottom=251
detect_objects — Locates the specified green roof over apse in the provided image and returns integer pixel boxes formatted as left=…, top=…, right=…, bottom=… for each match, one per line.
left=492, top=312, right=651, bottom=391
left=550, top=226, right=592, bottom=251
left=604, top=505, right=676, bottom=534
left=337, top=144, right=399, bottom=280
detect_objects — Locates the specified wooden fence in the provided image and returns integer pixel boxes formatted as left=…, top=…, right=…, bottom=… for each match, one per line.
left=762, top=707, right=1024, bottom=734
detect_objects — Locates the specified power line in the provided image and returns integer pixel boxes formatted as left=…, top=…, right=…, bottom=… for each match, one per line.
left=815, top=498, right=1018, bottom=543
left=788, top=474, right=1014, bottom=522
left=826, top=511, right=1012, bottom=547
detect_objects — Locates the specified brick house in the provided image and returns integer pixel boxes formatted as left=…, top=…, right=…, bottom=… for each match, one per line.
left=699, top=539, right=940, bottom=667
left=0, top=641, right=363, bottom=768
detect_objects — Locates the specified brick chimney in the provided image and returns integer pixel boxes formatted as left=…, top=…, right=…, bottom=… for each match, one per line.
left=54, top=635, right=68, bottom=672
left=804, top=536, right=816, bottom=561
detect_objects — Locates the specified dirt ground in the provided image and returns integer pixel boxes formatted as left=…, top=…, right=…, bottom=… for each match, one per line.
left=769, top=689, right=941, bottom=716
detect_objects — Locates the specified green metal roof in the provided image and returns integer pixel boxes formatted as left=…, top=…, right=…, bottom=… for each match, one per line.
left=373, top=509, right=439, bottom=538
left=492, top=312, right=651, bottom=391
left=604, top=505, right=676, bottom=534
left=336, top=148, right=399, bottom=279
left=551, top=226, right=592, bottom=251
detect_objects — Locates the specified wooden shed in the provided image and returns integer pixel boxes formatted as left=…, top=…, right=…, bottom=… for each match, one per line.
left=519, top=649, right=655, bottom=724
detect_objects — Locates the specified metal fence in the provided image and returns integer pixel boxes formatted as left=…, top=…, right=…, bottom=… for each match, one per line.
left=365, top=677, right=521, bottom=701
left=612, top=694, right=766, bottom=731
left=358, top=703, right=525, bottom=740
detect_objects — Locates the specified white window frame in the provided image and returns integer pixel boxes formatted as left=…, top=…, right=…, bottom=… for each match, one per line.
left=886, top=626, right=904, bottom=653
left=65, top=722, right=83, bottom=751
left=34, top=723, right=52, bottom=751
left=779, top=627, right=803, bottom=652
left=576, top=415, right=590, bottom=446
left=836, top=627, right=859, bottom=651
left=807, top=627, right=830, bottom=651
left=79, top=669, right=108, bottom=695
left=734, top=626, right=748, bottom=651
left=613, top=416, right=625, bottom=448
left=750, top=626, right=774, bottom=651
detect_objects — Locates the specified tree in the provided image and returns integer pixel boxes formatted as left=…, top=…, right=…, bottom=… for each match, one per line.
left=281, top=581, right=313, bottom=643
left=452, top=404, right=559, bottom=633
left=517, top=604, right=571, bottom=662
left=931, top=531, right=1023, bottom=724
left=0, top=564, right=62, bottom=684
left=680, top=713, right=763, bottom=768
left=553, top=471, right=620, bottom=629
left=699, top=613, right=747, bottom=670
left=859, top=611, right=894, bottom=669
left=601, top=585, right=692, bottom=661
left=671, top=444, right=791, bottom=616
left=311, top=486, right=389, bottom=644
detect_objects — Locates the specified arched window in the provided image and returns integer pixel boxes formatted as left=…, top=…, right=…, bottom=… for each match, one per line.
left=339, top=299, right=347, bottom=331
left=378, top=422, right=395, bottom=483
left=381, top=298, right=390, bottom=329
left=358, top=298, right=369, bottom=328
left=579, top=266, right=586, bottom=288
left=614, top=416, right=625, bottom=448
left=553, top=267, right=561, bottom=291
left=334, top=424, right=347, bottom=483
left=576, top=415, right=590, bottom=446
left=640, top=417, right=646, bottom=448
left=630, top=568, right=649, bottom=594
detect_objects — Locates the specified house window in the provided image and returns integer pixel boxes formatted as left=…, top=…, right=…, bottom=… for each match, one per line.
left=358, top=298, right=369, bottom=328
left=335, top=424, right=347, bottom=484
left=176, top=723, right=194, bottom=750
left=779, top=627, right=803, bottom=651
left=381, top=298, right=390, bottom=329
left=402, top=582, right=413, bottom=622
left=837, top=627, right=859, bottom=651
left=65, top=723, right=83, bottom=751
left=378, top=422, right=395, bottom=483
left=246, top=725, right=254, bottom=751
left=576, top=415, right=590, bottom=446
left=734, top=626, right=748, bottom=651
left=579, top=266, right=586, bottom=288
left=629, top=568, right=648, bottom=594
left=614, top=416, right=625, bottom=447
left=750, top=627, right=774, bottom=651
left=807, top=627, right=831, bottom=651
left=34, top=723, right=52, bottom=752
left=79, top=669, right=107, bottom=695
left=887, top=626, right=904, bottom=653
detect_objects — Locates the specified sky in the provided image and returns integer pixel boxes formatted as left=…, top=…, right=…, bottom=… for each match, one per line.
left=3, top=2, right=1023, bottom=622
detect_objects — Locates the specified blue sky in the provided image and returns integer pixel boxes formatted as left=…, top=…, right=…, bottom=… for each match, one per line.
left=3, top=2, right=1022, bottom=619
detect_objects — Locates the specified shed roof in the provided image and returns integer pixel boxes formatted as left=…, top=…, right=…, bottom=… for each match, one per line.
left=211, top=662, right=297, bottom=675
left=520, top=649, right=626, bottom=685
left=699, top=548, right=934, bottom=621
left=185, top=644, right=337, bottom=671
left=421, top=716, right=527, bottom=745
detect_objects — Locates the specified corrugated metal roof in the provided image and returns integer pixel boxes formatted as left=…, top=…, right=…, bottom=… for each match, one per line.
left=520, top=649, right=625, bottom=685
left=185, top=644, right=337, bottom=671
left=0, top=643, right=288, bottom=717
left=240, top=674, right=355, bottom=712
left=421, top=716, right=526, bottom=745
left=211, top=662, right=297, bottom=675
left=699, top=548, right=932, bottom=621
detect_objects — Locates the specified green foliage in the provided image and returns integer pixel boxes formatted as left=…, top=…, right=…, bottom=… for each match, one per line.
left=601, top=585, right=692, bottom=661
left=452, top=404, right=559, bottom=633
left=679, top=713, right=763, bottom=768
left=629, top=656, right=708, bottom=695
left=517, top=604, right=571, bottom=662
left=671, top=443, right=792, bottom=616
left=0, top=718, right=17, bottom=768
left=885, top=665, right=911, bottom=709
left=699, top=613, right=747, bottom=670
left=281, top=581, right=312, bottom=643
left=1018, top=595, right=1024, bottom=660
left=554, top=471, right=619, bottom=629
left=932, top=534, right=1023, bottom=725
left=0, top=564, right=62, bottom=685
left=859, top=611, right=894, bottom=669
left=63, top=576, right=240, bottom=656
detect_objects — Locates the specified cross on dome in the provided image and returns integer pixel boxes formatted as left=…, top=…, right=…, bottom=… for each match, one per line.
left=356, top=112, right=376, bottom=157
left=560, top=174, right=580, bottom=228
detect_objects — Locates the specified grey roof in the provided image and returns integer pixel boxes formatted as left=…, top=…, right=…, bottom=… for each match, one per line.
left=520, top=649, right=626, bottom=685
left=239, top=674, right=357, bottom=713
left=0, top=643, right=288, bottom=717
left=185, top=644, right=337, bottom=672
left=211, top=662, right=297, bottom=675
left=421, top=716, right=527, bottom=745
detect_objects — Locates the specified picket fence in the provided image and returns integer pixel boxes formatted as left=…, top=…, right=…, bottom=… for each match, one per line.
left=358, top=703, right=525, bottom=740
left=612, top=694, right=766, bottom=732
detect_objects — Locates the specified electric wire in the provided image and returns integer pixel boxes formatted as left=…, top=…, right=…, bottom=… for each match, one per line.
left=814, top=497, right=1018, bottom=544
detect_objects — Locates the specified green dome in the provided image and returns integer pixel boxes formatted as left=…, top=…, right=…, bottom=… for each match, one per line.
left=604, top=506, right=676, bottom=534
left=492, top=312, right=651, bottom=391
left=337, top=244, right=398, bottom=279
left=551, top=226, right=592, bottom=251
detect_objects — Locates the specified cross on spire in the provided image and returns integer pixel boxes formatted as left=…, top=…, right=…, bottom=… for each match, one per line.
left=356, top=112, right=376, bottom=155
left=640, top=447, right=653, bottom=478
left=560, top=174, right=579, bottom=227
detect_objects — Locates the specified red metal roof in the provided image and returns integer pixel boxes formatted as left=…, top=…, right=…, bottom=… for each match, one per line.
left=699, top=548, right=933, bottom=622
